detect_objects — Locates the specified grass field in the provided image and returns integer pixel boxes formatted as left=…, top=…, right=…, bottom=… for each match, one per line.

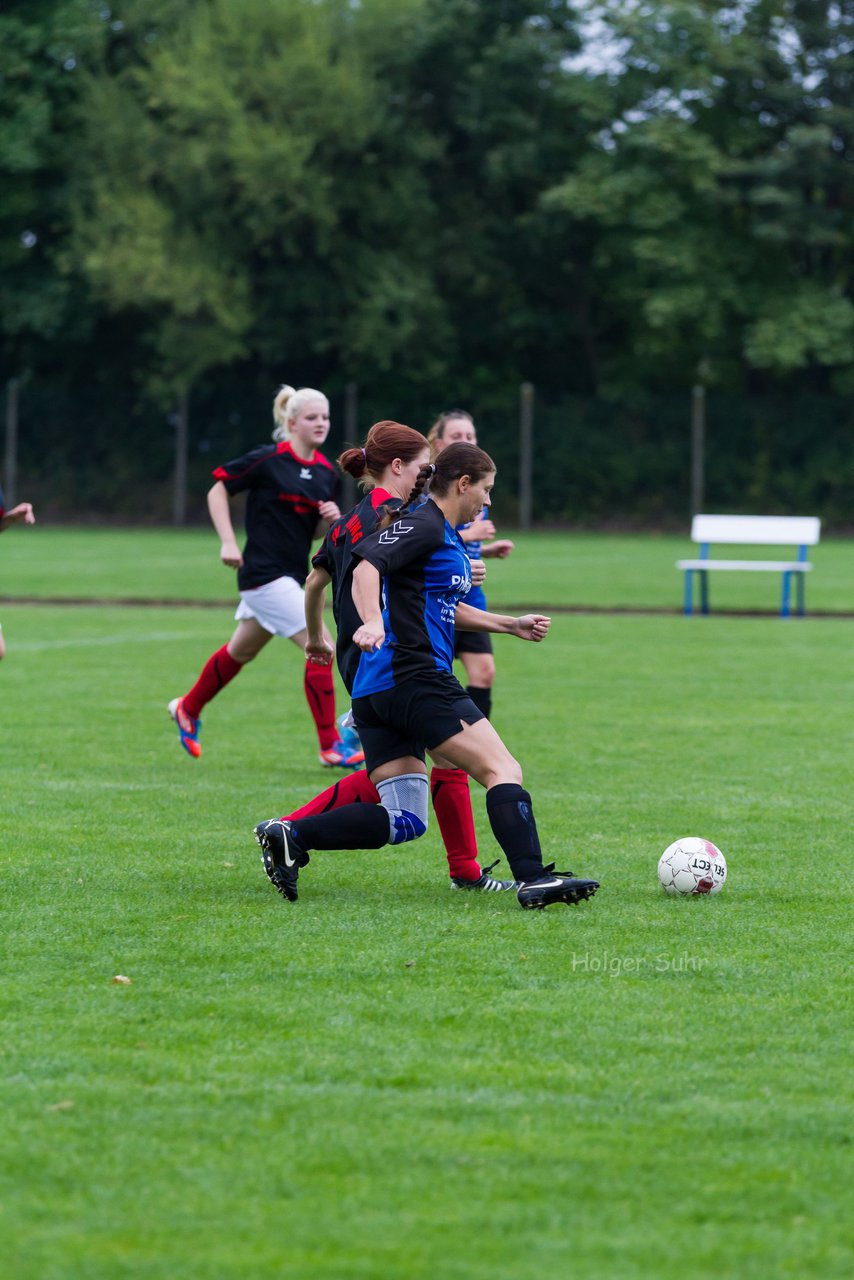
left=2, top=529, right=853, bottom=1278
left=2, top=524, right=853, bottom=613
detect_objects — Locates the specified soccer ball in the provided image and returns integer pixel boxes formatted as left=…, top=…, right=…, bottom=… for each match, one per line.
left=657, top=837, right=727, bottom=896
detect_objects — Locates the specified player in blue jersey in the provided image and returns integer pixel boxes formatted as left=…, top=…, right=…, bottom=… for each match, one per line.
left=259, top=419, right=515, bottom=892
left=254, top=442, right=600, bottom=910
left=0, top=486, right=36, bottom=660
left=168, top=384, right=363, bottom=767
left=428, top=410, right=514, bottom=720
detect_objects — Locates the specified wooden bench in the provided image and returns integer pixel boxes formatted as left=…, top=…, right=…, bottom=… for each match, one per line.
left=677, top=515, right=821, bottom=617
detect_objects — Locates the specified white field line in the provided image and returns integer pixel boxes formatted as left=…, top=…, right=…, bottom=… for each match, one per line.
left=11, top=630, right=211, bottom=653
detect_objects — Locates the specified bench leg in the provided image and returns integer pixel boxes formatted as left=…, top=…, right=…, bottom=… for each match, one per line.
left=683, top=569, right=693, bottom=616
left=700, top=570, right=709, bottom=616
left=796, top=573, right=805, bottom=617
left=781, top=571, right=792, bottom=619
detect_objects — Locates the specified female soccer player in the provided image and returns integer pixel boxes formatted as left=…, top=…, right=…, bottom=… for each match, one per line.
left=264, top=419, right=515, bottom=892
left=428, top=409, right=514, bottom=720
left=0, top=487, right=36, bottom=661
left=254, top=442, right=600, bottom=909
left=168, top=384, right=362, bottom=767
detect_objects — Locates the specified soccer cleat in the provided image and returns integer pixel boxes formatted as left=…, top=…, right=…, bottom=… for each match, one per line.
left=516, top=863, right=600, bottom=910
left=254, top=819, right=310, bottom=902
left=167, top=696, right=202, bottom=758
left=451, top=859, right=517, bottom=892
left=336, top=711, right=364, bottom=759
left=319, top=738, right=365, bottom=769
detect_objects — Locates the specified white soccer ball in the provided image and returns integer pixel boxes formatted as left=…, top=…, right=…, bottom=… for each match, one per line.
left=658, top=837, right=727, bottom=896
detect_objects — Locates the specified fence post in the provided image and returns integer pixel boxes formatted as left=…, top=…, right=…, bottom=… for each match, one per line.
left=519, top=382, right=534, bottom=531
left=691, top=383, right=706, bottom=516
left=342, top=381, right=359, bottom=511
left=173, top=389, right=189, bottom=525
left=4, top=378, right=19, bottom=505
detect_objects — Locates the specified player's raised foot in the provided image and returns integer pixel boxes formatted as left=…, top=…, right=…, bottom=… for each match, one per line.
left=516, top=863, right=600, bottom=910
left=319, top=739, right=365, bottom=769
left=167, top=697, right=202, bottom=758
left=253, top=819, right=310, bottom=902
left=451, top=859, right=517, bottom=892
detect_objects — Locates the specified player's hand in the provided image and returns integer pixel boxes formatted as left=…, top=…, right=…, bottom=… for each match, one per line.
left=8, top=502, right=35, bottom=526
left=488, top=539, right=514, bottom=559
left=472, top=512, right=496, bottom=540
left=514, top=613, right=551, bottom=642
left=353, top=621, right=385, bottom=652
left=318, top=501, right=341, bottom=522
left=305, top=638, right=334, bottom=665
left=470, top=559, right=487, bottom=586
left=220, top=540, right=243, bottom=569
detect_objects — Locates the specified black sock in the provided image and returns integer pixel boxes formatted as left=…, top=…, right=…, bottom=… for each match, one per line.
left=485, top=784, right=544, bottom=882
left=293, top=803, right=390, bottom=852
left=466, top=685, right=492, bottom=719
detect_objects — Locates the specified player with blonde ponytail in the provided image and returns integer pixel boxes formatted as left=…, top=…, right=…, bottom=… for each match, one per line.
left=167, top=383, right=363, bottom=768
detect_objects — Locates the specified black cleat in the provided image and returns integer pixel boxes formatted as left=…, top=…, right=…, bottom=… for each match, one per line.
left=451, top=859, right=517, bottom=892
left=253, top=819, right=309, bottom=902
left=516, top=863, right=600, bottom=910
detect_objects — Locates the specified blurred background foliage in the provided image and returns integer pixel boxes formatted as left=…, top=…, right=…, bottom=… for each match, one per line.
left=1, top=0, right=852, bottom=523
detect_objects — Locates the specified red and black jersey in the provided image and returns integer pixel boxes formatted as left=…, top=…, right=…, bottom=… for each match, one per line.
left=0, top=484, right=5, bottom=520
left=312, top=487, right=401, bottom=693
left=213, top=441, right=341, bottom=590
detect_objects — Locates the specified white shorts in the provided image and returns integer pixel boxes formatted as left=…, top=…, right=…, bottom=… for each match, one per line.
left=234, top=575, right=306, bottom=638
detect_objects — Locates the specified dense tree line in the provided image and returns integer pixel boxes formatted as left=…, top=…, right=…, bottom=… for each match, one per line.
left=1, top=0, right=852, bottom=523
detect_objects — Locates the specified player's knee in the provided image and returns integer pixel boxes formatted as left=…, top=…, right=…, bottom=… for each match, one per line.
left=504, top=755, right=523, bottom=787
left=377, top=773, right=429, bottom=845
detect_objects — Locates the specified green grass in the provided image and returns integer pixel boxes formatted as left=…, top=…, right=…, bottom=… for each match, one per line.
left=1, top=534, right=853, bottom=1279
left=2, top=524, right=853, bottom=612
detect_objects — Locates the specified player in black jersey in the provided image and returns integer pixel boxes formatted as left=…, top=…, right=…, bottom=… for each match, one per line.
left=256, top=420, right=515, bottom=893
left=0, top=485, right=36, bottom=660
left=254, top=442, right=600, bottom=910
left=428, top=409, right=515, bottom=721
left=168, top=384, right=362, bottom=767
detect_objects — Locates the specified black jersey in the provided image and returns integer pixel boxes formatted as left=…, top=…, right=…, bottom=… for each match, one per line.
left=312, top=487, right=402, bottom=694
left=213, top=441, right=340, bottom=590
left=351, top=499, right=472, bottom=697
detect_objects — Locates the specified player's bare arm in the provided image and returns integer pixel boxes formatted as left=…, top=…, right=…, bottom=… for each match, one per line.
left=456, top=603, right=550, bottom=641
left=481, top=539, right=515, bottom=559
left=0, top=501, right=36, bottom=532
left=303, top=565, right=334, bottom=663
left=351, top=560, right=386, bottom=652
left=207, top=481, right=243, bottom=568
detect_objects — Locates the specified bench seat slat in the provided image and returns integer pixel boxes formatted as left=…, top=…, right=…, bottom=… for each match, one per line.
left=677, top=559, right=812, bottom=572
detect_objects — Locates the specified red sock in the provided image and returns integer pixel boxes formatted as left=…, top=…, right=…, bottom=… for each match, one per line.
left=183, top=644, right=243, bottom=719
left=304, top=658, right=337, bottom=750
left=285, top=770, right=380, bottom=821
left=430, top=767, right=481, bottom=882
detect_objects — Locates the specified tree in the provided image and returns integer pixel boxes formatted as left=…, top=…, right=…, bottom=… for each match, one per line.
left=541, top=0, right=854, bottom=391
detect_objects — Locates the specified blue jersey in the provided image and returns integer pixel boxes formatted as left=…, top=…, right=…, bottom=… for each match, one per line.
left=351, top=499, right=472, bottom=697
left=457, top=507, right=488, bottom=610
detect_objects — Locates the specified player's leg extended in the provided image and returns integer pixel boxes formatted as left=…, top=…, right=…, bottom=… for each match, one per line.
left=169, top=619, right=268, bottom=757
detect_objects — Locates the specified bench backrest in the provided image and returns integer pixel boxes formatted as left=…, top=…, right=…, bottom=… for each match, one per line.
left=690, top=515, right=821, bottom=547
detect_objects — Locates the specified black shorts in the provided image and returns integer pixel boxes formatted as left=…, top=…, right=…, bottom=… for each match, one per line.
left=352, top=671, right=486, bottom=772
left=454, top=628, right=493, bottom=657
